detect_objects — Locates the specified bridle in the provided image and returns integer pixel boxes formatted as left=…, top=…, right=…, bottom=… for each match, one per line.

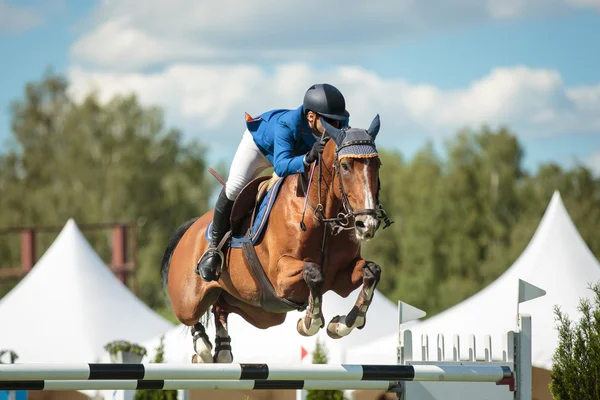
left=334, top=139, right=393, bottom=229
left=299, top=135, right=394, bottom=239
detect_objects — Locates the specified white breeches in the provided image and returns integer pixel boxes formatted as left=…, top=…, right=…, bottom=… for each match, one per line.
left=225, top=130, right=273, bottom=201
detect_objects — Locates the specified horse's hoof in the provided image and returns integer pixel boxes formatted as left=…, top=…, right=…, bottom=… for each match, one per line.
left=192, top=350, right=214, bottom=363
left=213, top=351, right=234, bottom=363
left=357, top=316, right=367, bottom=330
left=297, top=317, right=310, bottom=337
left=297, top=317, right=322, bottom=336
left=326, top=315, right=346, bottom=339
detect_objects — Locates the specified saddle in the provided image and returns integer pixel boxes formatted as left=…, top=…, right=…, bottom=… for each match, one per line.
left=230, top=172, right=280, bottom=236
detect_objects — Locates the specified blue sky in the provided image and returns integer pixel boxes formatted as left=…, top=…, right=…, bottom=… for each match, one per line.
left=1, top=1, right=599, bottom=175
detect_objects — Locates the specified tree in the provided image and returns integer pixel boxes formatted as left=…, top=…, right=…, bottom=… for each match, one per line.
left=549, top=281, right=600, bottom=399
left=0, top=70, right=216, bottom=312
left=363, top=126, right=530, bottom=316
left=306, top=338, right=346, bottom=400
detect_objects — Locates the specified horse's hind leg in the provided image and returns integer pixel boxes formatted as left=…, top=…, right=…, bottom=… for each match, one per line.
left=191, top=298, right=233, bottom=364
left=327, top=259, right=381, bottom=339
left=189, top=289, right=223, bottom=364
left=212, top=298, right=233, bottom=363
left=191, top=320, right=213, bottom=363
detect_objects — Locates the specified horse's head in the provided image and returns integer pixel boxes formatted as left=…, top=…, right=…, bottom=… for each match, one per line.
left=320, top=115, right=384, bottom=241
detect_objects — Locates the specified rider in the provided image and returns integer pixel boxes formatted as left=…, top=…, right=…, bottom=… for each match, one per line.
left=197, top=83, right=351, bottom=282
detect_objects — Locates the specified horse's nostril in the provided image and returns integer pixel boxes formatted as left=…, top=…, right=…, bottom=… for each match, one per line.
left=356, top=220, right=366, bottom=229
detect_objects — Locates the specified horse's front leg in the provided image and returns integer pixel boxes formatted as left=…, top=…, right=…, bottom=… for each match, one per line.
left=275, top=256, right=325, bottom=336
left=296, top=261, right=325, bottom=336
left=327, top=259, right=381, bottom=339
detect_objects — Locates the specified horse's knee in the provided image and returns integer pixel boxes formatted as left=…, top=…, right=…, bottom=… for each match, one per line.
left=363, top=262, right=381, bottom=287
left=303, top=262, right=325, bottom=293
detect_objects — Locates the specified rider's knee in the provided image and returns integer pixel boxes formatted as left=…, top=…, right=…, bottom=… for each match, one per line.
left=224, top=181, right=242, bottom=201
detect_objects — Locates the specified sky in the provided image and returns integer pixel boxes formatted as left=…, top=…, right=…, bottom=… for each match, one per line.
left=1, top=0, right=600, bottom=175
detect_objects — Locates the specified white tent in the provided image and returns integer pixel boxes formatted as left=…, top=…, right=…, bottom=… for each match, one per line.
left=346, top=191, right=600, bottom=371
left=0, top=218, right=174, bottom=363
left=142, top=287, right=399, bottom=365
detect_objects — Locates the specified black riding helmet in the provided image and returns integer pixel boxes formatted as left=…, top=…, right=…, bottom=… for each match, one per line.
left=303, top=83, right=350, bottom=121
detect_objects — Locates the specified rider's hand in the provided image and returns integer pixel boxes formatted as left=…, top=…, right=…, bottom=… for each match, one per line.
left=305, top=139, right=326, bottom=164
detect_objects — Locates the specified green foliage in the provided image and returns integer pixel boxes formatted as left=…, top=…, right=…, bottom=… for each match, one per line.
left=104, top=340, right=147, bottom=357
left=134, top=335, right=178, bottom=400
left=306, top=339, right=346, bottom=400
left=133, top=389, right=178, bottom=400
left=153, top=335, right=166, bottom=363
left=0, top=70, right=216, bottom=305
left=549, top=281, right=600, bottom=400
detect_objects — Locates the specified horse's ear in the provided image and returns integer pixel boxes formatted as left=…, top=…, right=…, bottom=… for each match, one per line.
left=367, top=114, right=380, bottom=140
left=320, top=117, right=345, bottom=147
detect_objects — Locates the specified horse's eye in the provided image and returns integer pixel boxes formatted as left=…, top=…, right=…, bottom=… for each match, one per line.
left=341, top=162, right=350, bottom=171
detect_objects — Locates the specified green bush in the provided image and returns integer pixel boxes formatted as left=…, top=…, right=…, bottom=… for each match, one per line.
left=134, top=335, right=179, bottom=400
left=104, top=340, right=148, bottom=358
left=549, top=281, right=600, bottom=400
left=306, top=338, right=346, bottom=400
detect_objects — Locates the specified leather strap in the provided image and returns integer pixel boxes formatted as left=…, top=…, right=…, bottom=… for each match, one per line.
left=241, top=240, right=307, bottom=313
left=215, top=336, right=232, bottom=352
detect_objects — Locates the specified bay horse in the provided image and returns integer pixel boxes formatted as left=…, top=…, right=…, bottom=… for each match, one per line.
left=160, top=115, right=393, bottom=363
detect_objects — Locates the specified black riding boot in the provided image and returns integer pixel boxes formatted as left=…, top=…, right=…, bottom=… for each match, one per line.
left=196, top=188, right=234, bottom=281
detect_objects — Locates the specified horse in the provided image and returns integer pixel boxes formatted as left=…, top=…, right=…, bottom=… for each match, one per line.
left=160, top=114, right=393, bottom=363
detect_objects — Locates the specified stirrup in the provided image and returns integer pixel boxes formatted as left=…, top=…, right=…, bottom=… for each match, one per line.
left=196, top=246, right=225, bottom=278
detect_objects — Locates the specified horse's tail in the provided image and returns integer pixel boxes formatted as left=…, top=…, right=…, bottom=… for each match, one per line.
left=160, top=217, right=199, bottom=290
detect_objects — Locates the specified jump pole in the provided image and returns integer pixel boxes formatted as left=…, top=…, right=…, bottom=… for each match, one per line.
left=0, top=363, right=512, bottom=383
left=2, top=379, right=397, bottom=392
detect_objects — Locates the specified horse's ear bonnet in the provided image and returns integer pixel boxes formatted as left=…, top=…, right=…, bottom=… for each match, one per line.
left=320, top=115, right=380, bottom=160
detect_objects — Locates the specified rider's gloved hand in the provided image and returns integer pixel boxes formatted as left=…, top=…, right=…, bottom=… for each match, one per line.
left=305, top=139, right=327, bottom=164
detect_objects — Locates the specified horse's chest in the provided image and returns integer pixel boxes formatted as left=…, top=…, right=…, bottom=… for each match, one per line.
left=323, top=235, right=358, bottom=269
left=291, top=227, right=358, bottom=271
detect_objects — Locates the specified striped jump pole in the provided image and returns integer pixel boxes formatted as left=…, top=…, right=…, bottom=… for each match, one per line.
left=0, top=379, right=398, bottom=392
left=0, top=363, right=513, bottom=384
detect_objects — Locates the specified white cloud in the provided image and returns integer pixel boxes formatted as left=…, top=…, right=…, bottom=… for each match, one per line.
left=0, top=1, right=43, bottom=34
left=69, top=0, right=592, bottom=70
left=67, top=63, right=600, bottom=161
left=569, top=0, right=600, bottom=10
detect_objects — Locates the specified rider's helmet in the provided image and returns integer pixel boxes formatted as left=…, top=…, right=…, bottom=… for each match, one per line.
left=303, top=83, right=350, bottom=121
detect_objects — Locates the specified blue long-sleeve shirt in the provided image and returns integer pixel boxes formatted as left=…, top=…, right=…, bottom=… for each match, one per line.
left=245, top=105, right=349, bottom=177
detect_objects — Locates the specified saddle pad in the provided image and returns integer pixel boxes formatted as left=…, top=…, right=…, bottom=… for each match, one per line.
left=205, top=176, right=286, bottom=248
